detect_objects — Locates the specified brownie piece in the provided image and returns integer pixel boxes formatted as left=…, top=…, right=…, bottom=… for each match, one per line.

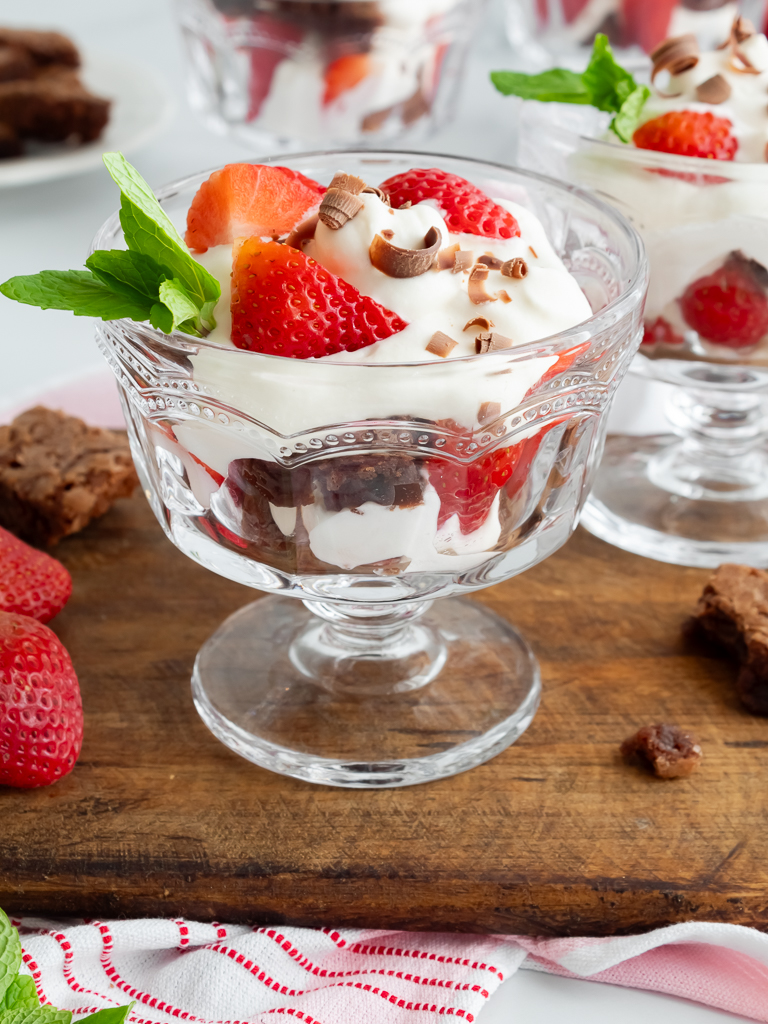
left=0, top=44, right=35, bottom=82
left=621, top=724, right=703, bottom=778
left=0, top=406, right=139, bottom=546
left=0, top=28, right=79, bottom=68
left=0, top=121, right=21, bottom=157
left=692, top=563, right=768, bottom=714
left=0, top=67, right=110, bottom=143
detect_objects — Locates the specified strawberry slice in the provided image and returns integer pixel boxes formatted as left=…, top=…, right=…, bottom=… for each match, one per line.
left=633, top=111, right=737, bottom=161
left=379, top=168, right=521, bottom=240
left=323, top=53, right=371, bottom=105
left=679, top=252, right=768, bottom=348
left=531, top=340, right=590, bottom=393
left=231, top=238, right=408, bottom=358
left=185, top=164, right=325, bottom=253
left=427, top=427, right=546, bottom=535
left=642, top=317, right=684, bottom=347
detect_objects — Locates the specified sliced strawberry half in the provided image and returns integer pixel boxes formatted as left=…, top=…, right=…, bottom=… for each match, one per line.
left=679, top=252, right=768, bottom=348
left=323, top=53, right=371, bottom=105
left=379, top=167, right=521, bottom=240
left=231, top=238, right=408, bottom=358
left=427, top=428, right=546, bottom=535
left=185, top=164, right=325, bottom=253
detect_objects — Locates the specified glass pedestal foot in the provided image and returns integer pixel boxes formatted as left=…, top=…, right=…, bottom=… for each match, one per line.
left=191, top=595, right=541, bottom=788
left=581, top=434, right=768, bottom=568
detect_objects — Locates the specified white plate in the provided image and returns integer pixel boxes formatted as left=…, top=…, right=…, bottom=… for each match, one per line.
left=0, top=50, right=175, bottom=189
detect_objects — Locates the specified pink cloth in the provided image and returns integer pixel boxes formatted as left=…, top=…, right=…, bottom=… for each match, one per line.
left=11, top=917, right=768, bottom=1024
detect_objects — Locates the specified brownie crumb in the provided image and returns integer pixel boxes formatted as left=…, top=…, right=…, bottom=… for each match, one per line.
left=0, top=406, right=139, bottom=546
left=621, top=724, right=703, bottom=778
left=691, top=563, right=768, bottom=715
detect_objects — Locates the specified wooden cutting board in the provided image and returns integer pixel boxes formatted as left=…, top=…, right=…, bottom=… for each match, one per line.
left=2, top=491, right=767, bottom=937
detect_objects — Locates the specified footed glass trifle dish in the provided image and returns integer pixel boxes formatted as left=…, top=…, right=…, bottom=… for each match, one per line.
left=175, top=0, right=483, bottom=148
left=508, top=19, right=768, bottom=567
left=87, top=151, right=645, bottom=788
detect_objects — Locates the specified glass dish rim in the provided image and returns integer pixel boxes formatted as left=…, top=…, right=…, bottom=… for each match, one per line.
left=90, top=147, right=648, bottom=369
left=534, top=116, right=768, bottom=181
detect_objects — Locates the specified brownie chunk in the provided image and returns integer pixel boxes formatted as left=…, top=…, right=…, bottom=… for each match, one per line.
left=621, top=724, right=703, bottom=778
left=692, top=563, right=768, bottom=715
left=0, top=406, right=139, bottom=546
left=0, top=28, right=80, bottom=68
left=0, top=67, right=110, bottom=144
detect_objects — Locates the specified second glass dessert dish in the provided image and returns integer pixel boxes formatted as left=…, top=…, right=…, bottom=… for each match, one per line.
left=510, top=20, right=768, bottom=567
left=92, top=151, right=646, bottom=787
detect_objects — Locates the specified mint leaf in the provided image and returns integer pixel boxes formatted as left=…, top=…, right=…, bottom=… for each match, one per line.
left=490, top=33, right=648, bottom=141
left=490, top=68, right=589, bottom=103
left=103, top=153, right=220, bottom=321
left=79, top=1004, right=134, bottom=1024
left=86, top=250, right=169, bottom=306
left=0, top=909, right=22, bottom=1003
left=611, top=82, right=651, bottom=142
left=0, top=271, right=152, bottom=322
left=0, top=1007, right=72, bottom=1024
left=159, top=279, right=200, bottom=328
left=0, top=977, right=38, bottom=1012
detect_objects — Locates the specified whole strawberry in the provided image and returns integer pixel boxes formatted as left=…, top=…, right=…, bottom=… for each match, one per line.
left=0, top=526, right=72, bottom=623
left=680, top=252, right=768, bottom=348
left=0, top=611, right=83, bottom=788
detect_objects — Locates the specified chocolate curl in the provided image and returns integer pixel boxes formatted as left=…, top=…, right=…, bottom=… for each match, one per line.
left=285, top=213, right=319, bottom=250
left=437, top=243, right=460, bottom=269
left=501, top=257, right=528, bottom=280
left=468, top=263, right=498, bottom=305
left=721, top=16, right=761, bottom=73
left=695, top=73, right=731, bottom=103
left=369, top=225, right=442, bottom=278
left=498, top=290, right=511, bottom=304
left=478, top=254, right=503, bottom=269
left=650, top=34, right=700, bottom=90
left=425, top=331, right=458, bottom=357
left=318, top=172, right=367, bottom=230
left=362, top=185, right=390, bottom=204
left=475, top=332, right=513, bottom=353
left=464, top=316, right=495, bottom=332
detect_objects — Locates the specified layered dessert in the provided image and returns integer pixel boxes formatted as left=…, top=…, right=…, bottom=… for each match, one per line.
left=179, top=0, right=473, bottom=144
left=1, top=155, right=604, bottom=579
left=495, top=20, right=768, bottom=365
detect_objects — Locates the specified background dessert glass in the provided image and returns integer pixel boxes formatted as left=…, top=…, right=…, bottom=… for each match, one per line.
left=92, top=151, right=646, bottom=788
left=517, top=111, right=768, bottom=567
left=504, top=0, right=767, bottom=69
left=175, top=0, right=483, bottom=148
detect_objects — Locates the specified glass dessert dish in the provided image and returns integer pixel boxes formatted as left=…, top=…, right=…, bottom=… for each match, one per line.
left=175, top=0, right=482, bottom=148
left=510, top=20, right=768, bottom=566
left=91, top=151, right=645, bottom=788
left=504, top=0, right=766, bottom=69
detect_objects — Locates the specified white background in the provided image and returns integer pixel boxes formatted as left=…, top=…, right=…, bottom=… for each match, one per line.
left=0, top=0, right=735, bottom=1017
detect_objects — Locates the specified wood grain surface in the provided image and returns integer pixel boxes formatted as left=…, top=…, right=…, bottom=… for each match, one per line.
left=2, top=492, right=767, bottom=936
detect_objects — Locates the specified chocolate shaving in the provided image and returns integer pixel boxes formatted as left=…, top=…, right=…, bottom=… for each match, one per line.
left=477, top=401, right=501, bottom=426
left=361, top=106, right=394, bottom=133
left=425, top=331, right=458, bottom=358
left=437, top=243, right=460, bottom=269
left=319, top=188, right=365, bottom=230
left=468, top=263, right=498, bottom=305
left=381, top=228, right=395, bottom=240
left=650, top=34, right=699, bottom=89
left=478, top=254, right=503, bottom=269
left=362, top=185, right=390, bottom=204
left=453, top=251, right=474, bottom=274
left=501, top=257, right=528, bottom=279
left=727, top=250, right=768, bottom=289
left=369, top=225, right=442, bottom=278
left=720, top=16, right=761, bottom=73
left=285, top=213, right=319, bottom=250
left=400, top=200, right=412, bottom=209
left=529, top=246, right=538, bottom=258
left=475, top=331, right=513, bottom=353
left=464, top=316, right=495, bottom=331
left=498, top=290, right=512, bottom=303
left=695, top=73, right=731, bottom=103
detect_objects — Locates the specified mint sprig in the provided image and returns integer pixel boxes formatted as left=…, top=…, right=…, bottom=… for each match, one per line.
left=0, top=153, right=220, bottom=337
left=0, top=908, right=133, bottom=1024
left=491, top=34, right=650, bottom=143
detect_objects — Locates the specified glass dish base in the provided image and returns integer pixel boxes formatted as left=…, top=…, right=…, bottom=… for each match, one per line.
left=191, top=595, right=541, bottom=788
left=581, top=434, right=768, bottom=568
